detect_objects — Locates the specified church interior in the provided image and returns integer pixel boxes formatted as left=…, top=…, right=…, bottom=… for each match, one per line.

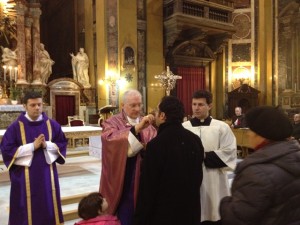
left=0, top=0, right=300, bottom=223
left=0, top=0, right=299, bottom=124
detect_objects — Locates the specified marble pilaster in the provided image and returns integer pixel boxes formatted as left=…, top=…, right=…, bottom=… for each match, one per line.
left=30, top=6, right=42, bottom=85
left=15, top=2, right=28, bottom=85
left=25, top=16, right=33, bottom=83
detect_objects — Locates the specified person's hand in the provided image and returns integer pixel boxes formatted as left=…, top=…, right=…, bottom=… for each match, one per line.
left=135, top=114, right=155, bottom=134
left=33, top=134, right=46, bottom=150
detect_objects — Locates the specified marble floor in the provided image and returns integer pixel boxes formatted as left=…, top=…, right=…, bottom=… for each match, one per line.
left=0, top=150, right=238, bottom=225
left=0, top=149, right=102, bottom=225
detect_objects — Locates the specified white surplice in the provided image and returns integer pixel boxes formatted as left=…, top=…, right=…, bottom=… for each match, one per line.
left=183, top=119, right=237, bottom=222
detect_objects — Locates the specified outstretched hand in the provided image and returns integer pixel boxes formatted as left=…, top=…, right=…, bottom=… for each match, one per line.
left=135, top=114, right=155, bottom=134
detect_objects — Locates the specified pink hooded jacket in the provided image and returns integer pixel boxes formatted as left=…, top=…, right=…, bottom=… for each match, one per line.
left=74, top=215, right=120, bottom=225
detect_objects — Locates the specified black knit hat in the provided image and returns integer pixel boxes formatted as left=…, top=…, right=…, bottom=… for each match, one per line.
left=245, top=106, right=292, bottom=141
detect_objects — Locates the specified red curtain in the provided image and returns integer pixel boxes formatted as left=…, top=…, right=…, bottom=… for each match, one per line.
left=55, top=95, right=75, bottom=125
left=176, top=67, right=205, bottom=117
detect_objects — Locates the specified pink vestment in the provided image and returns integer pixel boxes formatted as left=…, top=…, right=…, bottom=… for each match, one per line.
left=74, top=215, right=120, bottom=225
left=99, top=110, right=157, bottom=214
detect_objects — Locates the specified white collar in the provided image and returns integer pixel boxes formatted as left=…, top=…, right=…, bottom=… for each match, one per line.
left=127, top=116, right=139, bottom=126
left=25, top=112, right=43, bottom=122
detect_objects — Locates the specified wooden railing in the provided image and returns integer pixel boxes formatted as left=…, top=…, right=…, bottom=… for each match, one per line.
left=164, top=0, right=233, bottom=23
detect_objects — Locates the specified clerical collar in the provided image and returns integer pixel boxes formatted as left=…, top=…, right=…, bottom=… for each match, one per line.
left=25, top=112, right=43, bottom=122
left=127, top=116, right=139, bottom=126
left=190, top=116, right=212, bottom=126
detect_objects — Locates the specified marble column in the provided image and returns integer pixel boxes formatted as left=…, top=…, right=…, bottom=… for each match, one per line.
left=30, top=6, right=42, bottom=85
left=25, top=17, right=33, bottom=83
left=15, top=2, right=28, bottom=85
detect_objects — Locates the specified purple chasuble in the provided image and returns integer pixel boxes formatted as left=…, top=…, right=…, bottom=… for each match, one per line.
left=0, top=112, right=67, bottom=225
left=100, top=110, right=157, bottom=224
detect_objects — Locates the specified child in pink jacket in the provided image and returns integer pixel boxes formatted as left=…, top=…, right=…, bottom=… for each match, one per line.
left=75, top=192, right=120, bottom=225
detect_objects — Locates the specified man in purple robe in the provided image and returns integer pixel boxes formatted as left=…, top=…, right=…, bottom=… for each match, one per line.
left=100, top=89, right=157, bottom=225
left=0, top=91, right=67, bottom=225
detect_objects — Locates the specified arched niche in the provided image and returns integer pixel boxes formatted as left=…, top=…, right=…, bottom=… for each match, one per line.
left=48, top=78, right=84, bottom=125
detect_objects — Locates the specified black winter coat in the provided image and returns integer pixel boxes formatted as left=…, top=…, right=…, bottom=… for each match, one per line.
left=133, top=122, right=204, bottom=225
left=220, top=140, right=300, bottom=225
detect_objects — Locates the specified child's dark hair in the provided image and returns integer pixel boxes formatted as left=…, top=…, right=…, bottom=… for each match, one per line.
left=78, top=192, right=104, bottom=220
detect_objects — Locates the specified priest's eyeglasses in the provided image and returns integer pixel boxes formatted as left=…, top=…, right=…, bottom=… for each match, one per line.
left=127, top=103, right=143, bottom=109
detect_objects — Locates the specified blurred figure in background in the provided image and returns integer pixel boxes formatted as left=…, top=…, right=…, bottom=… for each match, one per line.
left=231, top=106, right=247, bottom=128
left=292, top=113, right=300, bottom=141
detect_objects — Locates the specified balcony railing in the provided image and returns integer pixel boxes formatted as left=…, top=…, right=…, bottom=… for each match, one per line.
left=183, top=2, right=204, bottom=18
left=209, top=7, right=230, bottom=23
left=164, top=0, right=233, bottom=23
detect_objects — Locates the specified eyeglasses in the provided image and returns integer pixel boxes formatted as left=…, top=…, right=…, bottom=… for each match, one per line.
left=126, top=103, right=143, bottom=109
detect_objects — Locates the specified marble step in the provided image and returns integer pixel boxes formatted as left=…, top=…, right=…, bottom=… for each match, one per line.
left=0, top=155, right=101, bottom=224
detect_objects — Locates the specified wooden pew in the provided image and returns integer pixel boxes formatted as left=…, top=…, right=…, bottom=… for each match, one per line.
left=232, top=128, right=252, bottom=158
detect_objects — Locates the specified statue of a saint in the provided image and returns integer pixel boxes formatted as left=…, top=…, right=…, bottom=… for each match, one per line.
left=1, top=46, right=17, bottom=67
left=39, top=43, right=55, bottom=84
left=70, top=48, right=90, bottom=87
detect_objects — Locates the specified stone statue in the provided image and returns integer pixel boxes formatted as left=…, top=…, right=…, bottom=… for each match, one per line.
left=39, top=43, right=54, bottom=84
left=1, top=46, right=18, bottom=67
left=70, top=48, right=90, bottom=88
left=1, top=47, right=18, bottom=82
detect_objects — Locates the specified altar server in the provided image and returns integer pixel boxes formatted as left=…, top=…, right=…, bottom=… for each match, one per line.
left=182, top=90, right=237, bottom=225
left=0, top=91, right=67, bottom=225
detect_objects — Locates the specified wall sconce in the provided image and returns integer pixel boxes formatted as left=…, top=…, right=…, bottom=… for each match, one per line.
left=232, top=66, right=251, bottom=89
left=98, top=70, right=126, bottom=88
left=98, top=70, right=127, bottom=107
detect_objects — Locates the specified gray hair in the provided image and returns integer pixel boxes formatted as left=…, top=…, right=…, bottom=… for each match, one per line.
left=122, top=89, right=142, bottom=104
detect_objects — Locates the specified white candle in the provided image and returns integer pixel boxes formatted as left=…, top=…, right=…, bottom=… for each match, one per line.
left=9, top=66, right=12, bottom=82
left=14, top=67, right=17, bottom=81
left=3, top=65, right=6, bottom=81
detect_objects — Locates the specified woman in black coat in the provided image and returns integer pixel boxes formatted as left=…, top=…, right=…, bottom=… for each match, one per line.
left=220, top=106, right=300, bottom=225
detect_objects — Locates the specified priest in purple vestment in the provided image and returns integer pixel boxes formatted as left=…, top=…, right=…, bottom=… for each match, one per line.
left=99, top=89, right=157, bottom=225
left=0, top=91, right=67, bottom=225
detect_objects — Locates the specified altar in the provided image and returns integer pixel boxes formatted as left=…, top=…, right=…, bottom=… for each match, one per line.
left=0, top=126, right=102, bottom=149
left=0, top=105, right=52, bottom=129
left=62, top=126, right=102, bottom=148
left=0, top=105, right=25, bottom=129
